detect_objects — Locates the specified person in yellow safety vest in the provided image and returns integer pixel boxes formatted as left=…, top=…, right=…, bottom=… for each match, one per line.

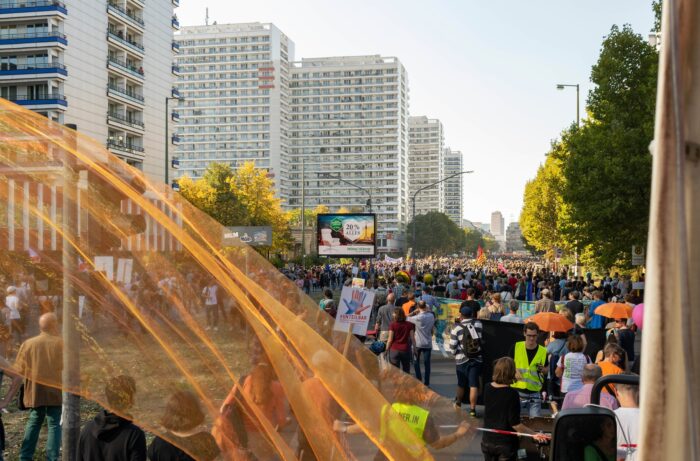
left=333, top=374, right=470, bottom=460
left=508, top=322, right=548, bottom=417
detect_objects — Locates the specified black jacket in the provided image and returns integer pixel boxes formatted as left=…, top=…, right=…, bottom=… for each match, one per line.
left=77, top=409, right=147, bottom=461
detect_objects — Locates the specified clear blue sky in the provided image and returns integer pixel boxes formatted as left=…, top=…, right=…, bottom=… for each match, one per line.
left=178, top=1, right=656, bottom=226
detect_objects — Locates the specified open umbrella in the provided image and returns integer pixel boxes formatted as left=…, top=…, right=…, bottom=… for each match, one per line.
left=529, top=312, right=573, bottom=332
left=595, top=302, right=633, bottom=319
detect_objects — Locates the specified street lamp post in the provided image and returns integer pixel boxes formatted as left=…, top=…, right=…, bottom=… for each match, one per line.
left=318, top=173, right=372, bottom=212
left=556, top=83, right=580, bottom=127
left=411, top=170, right=473, bottom=258
left=165, top=95, right=184, bottom=185
left=557, top=83, right=580, bottom=274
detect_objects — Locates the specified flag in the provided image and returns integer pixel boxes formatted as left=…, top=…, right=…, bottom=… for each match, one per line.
left=476, top=245, right=487, bottom=266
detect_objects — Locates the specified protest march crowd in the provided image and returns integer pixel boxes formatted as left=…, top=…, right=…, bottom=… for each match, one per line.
left=0, top=254, right=642, bottom=461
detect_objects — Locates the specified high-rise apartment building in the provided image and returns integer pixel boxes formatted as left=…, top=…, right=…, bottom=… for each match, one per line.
left=0, top=0, right=179, bottom=179
left=173, top=23, right=294, bottom=198
left=408, top=116, right=443, bottom=216
left=443, top=147, right=463, bottom=226
left=289, top=55, right=410, bottom=253
left=491, top=210, right=505, bottom=238
left=506, top=222, right=525, bottom=252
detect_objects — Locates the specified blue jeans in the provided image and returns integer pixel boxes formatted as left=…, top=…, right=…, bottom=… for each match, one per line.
left=20, top=406, right=61, bottom=461
left=518, top=391, right=542, bottom=417
left=413, top=347, right=432, bottom=386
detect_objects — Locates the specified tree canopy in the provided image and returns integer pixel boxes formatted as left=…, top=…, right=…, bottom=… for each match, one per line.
left=407, top=211, right=467, bottom=256
left=178, top=162, right=293, bottom=251
left=520, top=22, right=658, bottom=270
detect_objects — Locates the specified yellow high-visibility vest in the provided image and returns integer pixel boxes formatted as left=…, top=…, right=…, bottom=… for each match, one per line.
left=511, top=341, right=546, bottom=392
left=379, top=403, right=430, bottom=458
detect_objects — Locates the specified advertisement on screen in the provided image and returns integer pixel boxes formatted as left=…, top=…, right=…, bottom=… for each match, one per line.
left=317, top=213, right=376, bottom=257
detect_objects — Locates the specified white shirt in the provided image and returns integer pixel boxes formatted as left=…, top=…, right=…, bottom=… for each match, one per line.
left=615, top=407, right=640, bottom=460
left=5, top=295, right=20, bottom=320
left=202, top=285, right=218, bottom=306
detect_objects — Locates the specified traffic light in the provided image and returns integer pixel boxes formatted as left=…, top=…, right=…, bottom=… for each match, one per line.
left=87, top=166, right=147, bottom=253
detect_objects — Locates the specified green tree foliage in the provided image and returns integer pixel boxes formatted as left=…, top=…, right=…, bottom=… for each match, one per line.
left=287, top=205, right=330, bottom=228
left=520, top=148, right=572, bottom=257
left=464, top=228, right=499, bottom=254
left=178, top=162, right=293, bottom=251
left=557, top=25, right=657, bottom=268
left=407, top=211, right=467, bottom=256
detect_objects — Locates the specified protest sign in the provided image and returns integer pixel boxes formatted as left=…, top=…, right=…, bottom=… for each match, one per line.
left=334, top=286, right=375, bottom=335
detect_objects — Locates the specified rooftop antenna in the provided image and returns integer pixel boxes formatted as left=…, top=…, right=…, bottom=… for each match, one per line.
left=205, top=7, right=209, bottom=26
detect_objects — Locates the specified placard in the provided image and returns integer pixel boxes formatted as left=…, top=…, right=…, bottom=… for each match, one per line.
left=333, top=286, right=375, bottom=335
left=116, top=258, right=133, bottom=284
left=94, top=256, right=114, bottom=281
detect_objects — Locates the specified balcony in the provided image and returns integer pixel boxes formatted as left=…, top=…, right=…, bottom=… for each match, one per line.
left=171, top=16, right=179, bottom=29
left=107, top=30, right=144, bottom=55
left=170, top=111, right=179, bottom=121
left=107, top=2, right=144, bottom=29
left=0, top=62, right=67, bottom=78
left=171, top=181, right=180, bottom=192
left=171, top=64, right=180, bottom=75
left=171, top=41, right=180, bottom=53
left=171, top=0, right=179, bottom=6
left=107, top=140, right=144, bottom=155
left=171, top=134, right=181, bottom=144
left=0, top=0, right=67, bottom=17
left=171, top=87, right=180, bottom=98
left=5, top=91, right=66, bottom=108
left=107, top=111, right=144, bottom=131
left=171, top=158, right=180, bottom=169
left=0, top=31, right=67, bottom=48
left=107, top=83, right=144, bottom=105
left=107, top=56, right=144, bottom=80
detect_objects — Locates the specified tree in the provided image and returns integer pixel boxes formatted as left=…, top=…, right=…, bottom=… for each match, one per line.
left=406, top=211, right=466, bottom=256
left=519, top=145, right=575, bottom=258
left=287, top=205, right=330, bottom=228
left=178, top=162, right=293, bottom=251
left=556, top=24, right=657, bottom=268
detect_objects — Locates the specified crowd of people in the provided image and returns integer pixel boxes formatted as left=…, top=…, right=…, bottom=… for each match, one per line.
left=313, top=256, right=643, bottom=460
left=0, top=254, right=642, bottom=461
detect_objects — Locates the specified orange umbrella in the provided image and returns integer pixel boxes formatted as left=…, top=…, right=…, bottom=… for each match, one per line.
left=529, top=312, right=574, bottom=332
left=594, top=302, right=634, bottom=319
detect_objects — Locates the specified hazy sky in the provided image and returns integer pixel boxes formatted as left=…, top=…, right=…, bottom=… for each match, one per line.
left=177, top=1, right=655, bottom=226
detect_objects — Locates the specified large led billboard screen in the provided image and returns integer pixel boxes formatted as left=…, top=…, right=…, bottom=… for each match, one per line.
left=316, top=213, right=376, bottom=257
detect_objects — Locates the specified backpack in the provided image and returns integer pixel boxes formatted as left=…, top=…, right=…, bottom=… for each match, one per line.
left=461, top=320, right=482, bottom=358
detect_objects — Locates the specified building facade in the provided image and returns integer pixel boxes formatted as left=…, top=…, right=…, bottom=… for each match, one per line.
left=506, top=221, right=525, bottom=252
left=288, top=55, right=410, bottom=253
left=443, top=147, right=462, bottom=226
left=490, top=210, right=505, bottom=238
left=0, top=0, right=178, bottom=180
left=408, top=116, right=443, bottom=216
left=173, top=23, right=294, bottom=199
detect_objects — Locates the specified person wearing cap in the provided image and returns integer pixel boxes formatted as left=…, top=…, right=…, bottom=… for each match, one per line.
left=535, top=289, right=555, bottom=313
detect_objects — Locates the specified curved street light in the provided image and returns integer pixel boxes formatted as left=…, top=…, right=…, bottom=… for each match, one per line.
left=411, top=170, right=474, bottom=257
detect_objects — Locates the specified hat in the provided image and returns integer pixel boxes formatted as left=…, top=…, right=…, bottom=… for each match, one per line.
left=460, top=306, right=473, bottom=318
left=6, top=286, right=16, bottom=294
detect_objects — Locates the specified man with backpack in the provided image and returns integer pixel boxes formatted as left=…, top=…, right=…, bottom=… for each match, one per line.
left=449, top=306, right=483, bottom=417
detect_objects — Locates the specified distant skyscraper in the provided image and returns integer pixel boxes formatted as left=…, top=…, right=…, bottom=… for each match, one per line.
left=174, top=23, right=295, bottom=199
left=491, top=211, right=505, bottom=238
left=443, top=148, right=463, bottom=226
left=408, top=116, right=444, bottom=216
left=289, top=55, right=410, bottom=253
left=506, top=222, right=525, bottom=252
left=0, top=0, right=178, bottom=179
